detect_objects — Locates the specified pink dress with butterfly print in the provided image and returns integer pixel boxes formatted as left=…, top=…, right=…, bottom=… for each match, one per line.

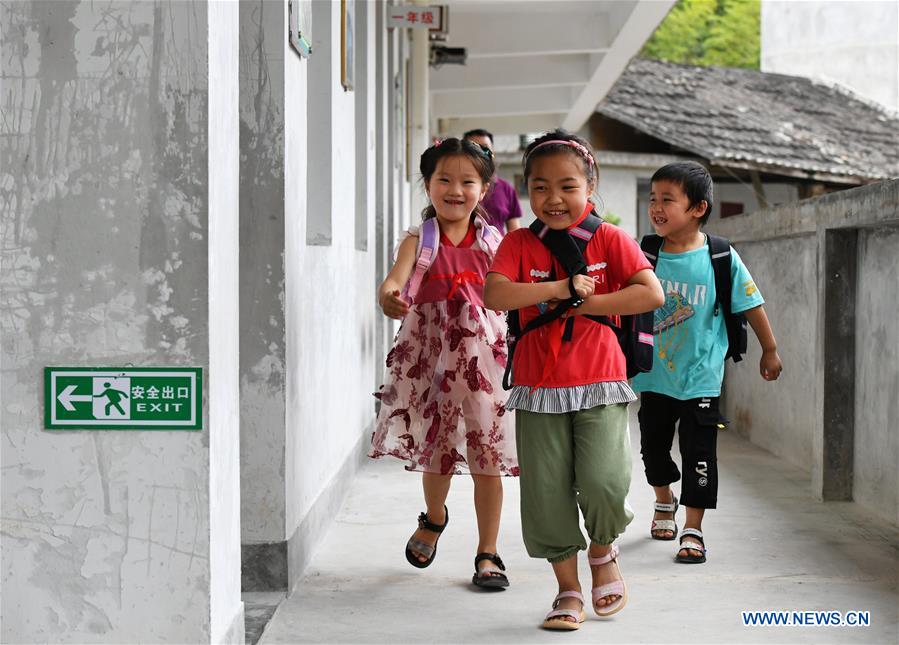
left=370, top=221, right=518, bottom=477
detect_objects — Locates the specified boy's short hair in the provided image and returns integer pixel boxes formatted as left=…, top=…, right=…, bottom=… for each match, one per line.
left=463, top=128, right=493, bottom=144
left=651, top=161, right=714, bottom=225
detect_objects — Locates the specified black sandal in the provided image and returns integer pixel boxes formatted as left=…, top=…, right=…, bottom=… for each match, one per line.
left=404, top=506, right=448, bottom=568
left=675, top=528, right=707, bottom=564
left=471, top=552, right=509, bottom=589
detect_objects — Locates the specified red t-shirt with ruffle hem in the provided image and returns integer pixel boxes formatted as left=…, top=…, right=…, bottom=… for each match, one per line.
left=488, top=219, right=651, bottom=388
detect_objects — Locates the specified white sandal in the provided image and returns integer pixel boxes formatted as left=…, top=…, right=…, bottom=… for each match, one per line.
left=650, top=494, right=678, bottom=540
left=589, top=544, right=628, bottom=618
left=541, top=590, right=586, bottom=631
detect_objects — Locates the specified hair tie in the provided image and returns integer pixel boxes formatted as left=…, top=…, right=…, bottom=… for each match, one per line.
left=432, top=138, right=443, bottom=147
left=526, top=139, right=595, bottom=166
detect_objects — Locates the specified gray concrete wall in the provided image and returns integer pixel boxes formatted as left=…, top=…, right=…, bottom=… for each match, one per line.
left=708, top=179, right=899, bottom=526
left=239, top=0, right=287, bottom=548
left=720, top=235, right=818, bottom=471
left=1, top=1, right=240, bottom=641
left=762, top=0, right=899, bottom=111
left=854, top=226, right=899, bottom=526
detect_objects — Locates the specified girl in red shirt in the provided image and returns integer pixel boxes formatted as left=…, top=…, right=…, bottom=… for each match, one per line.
left=485, top=130, right=664, bottom=630
left=371, top=139, right=518, bottom=589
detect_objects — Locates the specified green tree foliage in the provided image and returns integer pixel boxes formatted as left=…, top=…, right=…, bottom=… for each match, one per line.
left=641, top=0, right=760, bottom=69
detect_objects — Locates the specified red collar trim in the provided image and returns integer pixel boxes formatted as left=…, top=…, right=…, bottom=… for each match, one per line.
left=440, top=221, right=477, bottom=248
left=567, top=203, right=593, bottom=230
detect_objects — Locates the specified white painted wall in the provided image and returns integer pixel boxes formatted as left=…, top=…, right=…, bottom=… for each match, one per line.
left=208, top=1, right=243, bottom=642
left=285, top=0, right=311, bottom=549
left=598, top=166, right=639, bottom=237
left=285, top=0, right=383, bottom=570
left=761, top=0, right=899, bottom=111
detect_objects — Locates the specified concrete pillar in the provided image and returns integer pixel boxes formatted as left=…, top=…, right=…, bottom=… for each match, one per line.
left=819, top=228, right=858, bottom=500
left=238, top=0, right=289, bottom=592
left=1, top=1, right=242, bottom=642
left=355, top=2, right=373, bottom=254
left=374, top=0, right=391, bottom=378
left=409, top=1, right=431, bottom=216
left=209, top=3, right=243, bottom=642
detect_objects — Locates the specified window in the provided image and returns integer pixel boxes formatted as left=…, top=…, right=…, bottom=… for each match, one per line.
left=720, top=202, right=744, bottom=218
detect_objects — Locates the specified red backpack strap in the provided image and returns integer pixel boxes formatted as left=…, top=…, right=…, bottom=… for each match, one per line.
left=401, top=218, right=440, bottom=303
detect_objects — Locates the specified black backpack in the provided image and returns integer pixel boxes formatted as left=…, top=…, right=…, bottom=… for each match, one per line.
left=639, top=234, right=748, bottom=362
left=503, top=212, right=655, bottom=390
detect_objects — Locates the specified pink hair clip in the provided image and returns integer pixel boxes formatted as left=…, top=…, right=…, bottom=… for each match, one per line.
left=526, top=139, right=595, bottom=166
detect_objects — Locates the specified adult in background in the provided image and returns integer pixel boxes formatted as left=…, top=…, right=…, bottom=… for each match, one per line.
left=464, top=129, right=523, bottom=235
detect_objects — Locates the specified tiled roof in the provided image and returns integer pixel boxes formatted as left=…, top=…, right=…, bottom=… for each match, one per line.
left=597, top=58, right=899, bottom=182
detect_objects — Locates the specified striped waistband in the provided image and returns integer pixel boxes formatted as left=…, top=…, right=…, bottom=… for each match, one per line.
left=506, top=381, right=636, bottom=413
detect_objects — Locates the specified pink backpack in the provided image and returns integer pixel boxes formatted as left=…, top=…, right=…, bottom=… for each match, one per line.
left=401, top=215, right=502, bottom=304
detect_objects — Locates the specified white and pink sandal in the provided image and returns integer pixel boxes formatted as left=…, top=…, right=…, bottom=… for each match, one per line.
left=541, top=590, right=586, bottom=631
left=589, top=544, right=628, bottom=618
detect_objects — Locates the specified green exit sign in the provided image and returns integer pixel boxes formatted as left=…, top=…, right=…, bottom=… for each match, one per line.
left=45, top=367, right=202, bottom=430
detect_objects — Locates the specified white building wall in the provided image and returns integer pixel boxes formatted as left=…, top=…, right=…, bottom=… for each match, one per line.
left=761, top=0, right=899, bottom=111
left=598, top=166, right=639, bottom=237
left=283, top=0, right=400, bottom=589
left=291, top=0, right=367, bottom=524
left=284, top=0, right=311, bottom=564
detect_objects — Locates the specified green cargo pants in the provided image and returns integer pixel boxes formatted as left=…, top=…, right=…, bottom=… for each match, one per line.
left=515, top=404, right=634, bottom=562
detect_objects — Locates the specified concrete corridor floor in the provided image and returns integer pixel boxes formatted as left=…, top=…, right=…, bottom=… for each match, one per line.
left=259, top=412, right=899, bottom=644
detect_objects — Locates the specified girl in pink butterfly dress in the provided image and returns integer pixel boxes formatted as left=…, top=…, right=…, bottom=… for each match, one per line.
left=370, top=138, right=518, bottom=588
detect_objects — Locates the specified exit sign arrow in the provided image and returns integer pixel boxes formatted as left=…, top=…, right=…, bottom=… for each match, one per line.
left=57, top=384, right=92, bottom=411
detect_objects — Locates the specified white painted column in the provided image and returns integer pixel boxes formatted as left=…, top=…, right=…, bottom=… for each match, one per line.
left=409, top=0, right=430, bottom=216
left=208, top=1, right=244, bottom=642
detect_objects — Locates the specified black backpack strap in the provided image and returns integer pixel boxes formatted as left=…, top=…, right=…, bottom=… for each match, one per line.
left=502, top=295, right=579, bottom=390
left=706, top=234, right=732, bottom=318
left=530, top=213, right=602, bottom=278
left=707, top=233, right=747, bottom=362
left=503, top=214, right=604, bottom=389
left=640, top=234, right=664, bottom=269
left=534, top=213, right=603, bottom=338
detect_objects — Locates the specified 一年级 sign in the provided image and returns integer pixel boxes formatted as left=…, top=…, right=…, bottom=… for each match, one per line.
left=387, top=5, right=446, bottom=31
left=45, top=367, right=202, bottom=430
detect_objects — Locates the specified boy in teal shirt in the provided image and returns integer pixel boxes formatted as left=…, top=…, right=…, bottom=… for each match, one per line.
left=632, top=161, right=783, bottom=564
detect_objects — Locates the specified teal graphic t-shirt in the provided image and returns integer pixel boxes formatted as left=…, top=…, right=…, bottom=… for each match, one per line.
left=632, top=239, right=764, bottom=400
